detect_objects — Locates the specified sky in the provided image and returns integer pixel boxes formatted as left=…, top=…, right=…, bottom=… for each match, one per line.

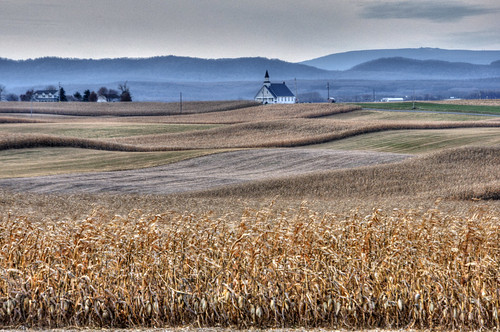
left=1, top=0, right=499, bottom=62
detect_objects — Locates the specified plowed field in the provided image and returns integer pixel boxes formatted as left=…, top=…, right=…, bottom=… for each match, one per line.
left=0, top=148, right=410, bottom=194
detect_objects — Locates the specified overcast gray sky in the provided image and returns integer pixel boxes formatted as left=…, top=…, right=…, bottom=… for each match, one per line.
left=1, top=0, right=499, bottom=62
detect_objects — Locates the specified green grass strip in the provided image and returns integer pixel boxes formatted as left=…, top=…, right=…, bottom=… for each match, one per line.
left=355, top=102, right=500, bottom=115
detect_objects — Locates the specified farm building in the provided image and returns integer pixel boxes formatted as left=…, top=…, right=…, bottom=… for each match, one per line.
left=97, top=95, right=108, bottom=103
left=255, top=71, right=296, bottom=104
left=33, top=89, right=59, bottom=102
left=381, top=97, right=404, bottom=102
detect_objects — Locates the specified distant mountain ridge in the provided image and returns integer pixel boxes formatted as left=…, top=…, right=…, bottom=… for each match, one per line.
left=301, top=47, right=500, bottom=70
left=345, top=57, right=500, bottom=80
left=0, top=56, right=332, bottom=87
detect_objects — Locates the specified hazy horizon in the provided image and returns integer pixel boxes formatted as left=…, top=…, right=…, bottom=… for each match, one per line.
left=3, top=46, right=500, bottom=63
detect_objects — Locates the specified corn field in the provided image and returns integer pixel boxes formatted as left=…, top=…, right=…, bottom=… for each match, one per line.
left=0, top=204, right=499, bottom=329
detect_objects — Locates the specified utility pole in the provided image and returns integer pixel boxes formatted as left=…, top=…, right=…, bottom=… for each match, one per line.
left=327, top=82, right=330, bottom=101
left=58, top=82, right=61, bottom=102
left=412, top=87, right=416, bottom=109
left=179, top=92, right=183, bottom=113
left=294, top=78, right=298, bottom=103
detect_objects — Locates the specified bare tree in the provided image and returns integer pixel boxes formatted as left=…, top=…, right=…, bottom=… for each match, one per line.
left=97, top=87, right=120, bottom=101
left=108, top=89, right=120, bottom=101
left=118, top=81, right=128, bottom=93
left=98, top=86, right=108, bottom=97
left=118, top=81, right=132, bottom=102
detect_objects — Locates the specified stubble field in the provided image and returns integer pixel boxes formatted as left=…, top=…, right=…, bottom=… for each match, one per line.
left=0, top=101, right=499, bottom=330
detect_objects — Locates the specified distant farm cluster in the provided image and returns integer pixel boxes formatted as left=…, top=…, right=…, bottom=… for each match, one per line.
left=0, top=82, right=132, bottom=103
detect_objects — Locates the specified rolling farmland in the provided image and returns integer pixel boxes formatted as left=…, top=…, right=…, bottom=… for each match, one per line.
left=0, top=100, right=499, bottom=329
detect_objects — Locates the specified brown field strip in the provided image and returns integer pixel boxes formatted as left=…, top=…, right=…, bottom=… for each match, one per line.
left=0, top=100, right=259, bottom=116
left=1, top=120, right=499, bottom=152
left=329, top=109, right=496, bottom=121
left=115, top=120, right=500, bottom=149
left=0, top=148, right=215, bottom=179
left=155, top=103, right=362, bottom=124
left=0, top=149, right=410, bottom=193
left=0, top=146, right=498, bottom=214
left=0, top=102, right=362, bottom=124
left=312, top=127, right=500, bottom=153
left=435, top=98, right=500, bottom=106
left=185, top=146, right=500, bottom=203
left=0, top=116, right=48, bottom=124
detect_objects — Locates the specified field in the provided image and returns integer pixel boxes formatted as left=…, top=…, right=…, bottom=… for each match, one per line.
left=356, top=100, right=500, bottom=115
left=0, top=100, right=499, bottom=330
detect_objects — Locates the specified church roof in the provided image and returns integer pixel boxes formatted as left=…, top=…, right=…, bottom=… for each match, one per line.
left=267, top=83, right=294, bottom=97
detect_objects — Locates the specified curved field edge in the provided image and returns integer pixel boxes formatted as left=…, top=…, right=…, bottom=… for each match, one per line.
left=0, top=149, right=410, bottom=193
left=3, top=121, right=497, bottom=152
left=185, top=146, right=500, bottom=202
left=310, top=127, right=500, bottom=154
left=0, top=116, right=48, bottom=124
left=0, top=100, right=260, bottom=116
left=0, top=103, right=360, bottom=123
left=355, top=101, right=500, bottom=115
left=0, top=148, right=218, bottom=179
left=0, top=123, right=221, bottom=140
left=0, top=205, right=498, bottom=329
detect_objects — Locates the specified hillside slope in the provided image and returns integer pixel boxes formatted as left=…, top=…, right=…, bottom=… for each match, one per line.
left=0, top=56, right=333, bottom=86
left=301, top=47, right=500, bottom=70
left=346, top=57, right=500, bottom=80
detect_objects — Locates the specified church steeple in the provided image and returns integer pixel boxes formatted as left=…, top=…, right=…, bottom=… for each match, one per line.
left=264, top=70, right=271, bottom=87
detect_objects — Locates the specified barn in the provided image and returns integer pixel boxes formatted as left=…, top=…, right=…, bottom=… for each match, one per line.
left=254, top=71, right=296, bottom=104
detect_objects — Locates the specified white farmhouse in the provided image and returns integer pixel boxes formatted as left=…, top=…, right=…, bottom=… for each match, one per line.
left=33, top=89, right=59, bottom=102
left=255, top=71, right=296, bottom=104
left=97, top=95, right=107, bottom=103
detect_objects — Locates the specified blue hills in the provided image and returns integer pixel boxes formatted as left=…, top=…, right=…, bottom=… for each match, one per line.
left=1, top=48, right=499, bottom=101
left=300, top=47, right=500, bottom=71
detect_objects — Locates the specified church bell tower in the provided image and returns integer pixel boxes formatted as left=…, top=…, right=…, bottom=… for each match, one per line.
left=264, top=70, right=271, bottom=87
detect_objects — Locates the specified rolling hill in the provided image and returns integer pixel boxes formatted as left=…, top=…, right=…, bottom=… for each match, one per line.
left=301, top=47, right=500, bottom=70
left=0, top=56, right=333, bottom=87
left=344, top=57, right=500, bottom=80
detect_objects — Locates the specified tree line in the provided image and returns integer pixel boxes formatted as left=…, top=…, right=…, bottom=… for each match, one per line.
left=0, top=82, right=132, bottom=102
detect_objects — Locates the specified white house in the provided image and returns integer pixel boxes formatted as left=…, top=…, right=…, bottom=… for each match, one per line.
left=97, top=95, right=107, bottom=103
left=33, top=89, right=59, bottom=102
left=255, top=71, right=296, bottom=104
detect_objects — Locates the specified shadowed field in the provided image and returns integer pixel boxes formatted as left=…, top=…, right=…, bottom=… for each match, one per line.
left=0, top=149, right=410, bottom=193
left=0, top=148, right=214, bottom=178
left=312, top=127, right=500, bottom=153
left=188, top=146, right=500, bottom=203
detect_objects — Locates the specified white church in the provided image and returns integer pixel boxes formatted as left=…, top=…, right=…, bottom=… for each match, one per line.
left=254, top=71, right=296, bottom=104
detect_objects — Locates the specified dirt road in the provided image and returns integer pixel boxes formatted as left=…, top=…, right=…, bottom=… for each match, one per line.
left=0, top=148, right=411, bottom=194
